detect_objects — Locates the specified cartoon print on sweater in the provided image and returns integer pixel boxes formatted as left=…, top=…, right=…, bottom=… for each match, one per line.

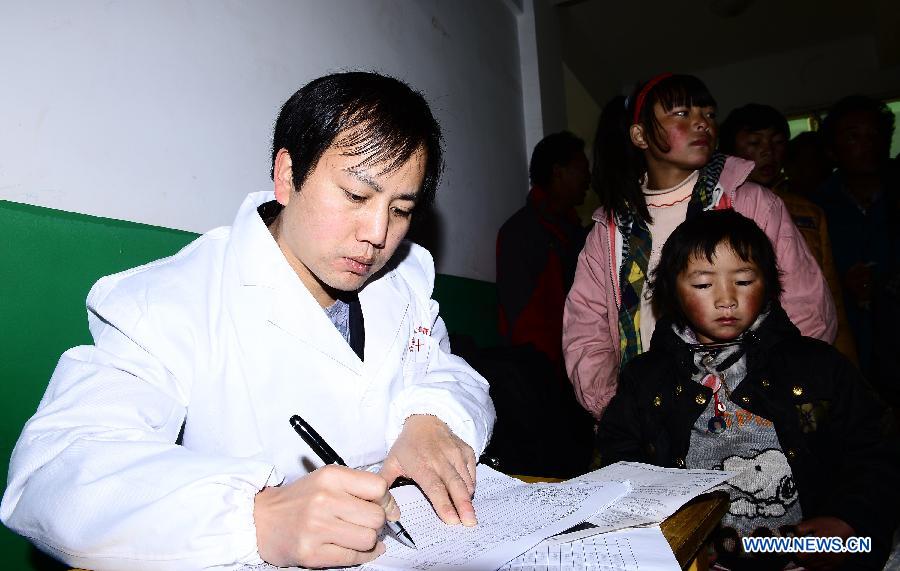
left=720, top=449, right=799, bottom=518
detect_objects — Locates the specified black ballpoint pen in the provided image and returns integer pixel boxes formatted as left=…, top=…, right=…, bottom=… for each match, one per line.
left=289, top=415, right=417, bottom=549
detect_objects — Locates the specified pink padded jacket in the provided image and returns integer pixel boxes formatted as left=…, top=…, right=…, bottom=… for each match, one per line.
left=562, top=156, right=837, bottom=420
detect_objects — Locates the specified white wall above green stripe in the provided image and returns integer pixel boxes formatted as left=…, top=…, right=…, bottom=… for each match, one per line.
left=0, top=1, right=538, bottom=282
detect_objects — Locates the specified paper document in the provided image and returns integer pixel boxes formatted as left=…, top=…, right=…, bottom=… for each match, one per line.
left=501, top=525, right=679, bottom=570
left=359, top=465, right=630, bottom=571
left=549, top=461, right=734, bottom=544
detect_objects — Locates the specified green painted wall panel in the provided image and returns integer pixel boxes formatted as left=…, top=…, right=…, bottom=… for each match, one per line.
left=0, top=200, right=497, bottom=568
left=433, top=273, right=500, bottom=349
left=0, top=201, right=197, bottom=568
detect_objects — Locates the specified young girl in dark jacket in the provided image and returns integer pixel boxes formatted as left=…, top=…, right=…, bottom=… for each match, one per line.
left=597, top=209, right=900, bottom=570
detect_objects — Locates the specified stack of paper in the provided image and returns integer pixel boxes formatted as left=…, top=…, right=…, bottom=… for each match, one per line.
left=550, top=461, right=735, bottom=544
left=243, top=462, right=735, bottom=571
left=506, top=462, right=736, bottom=571
left=361, top=465, right=630, bottom=570
left=500, top=525, right=679, bottom=570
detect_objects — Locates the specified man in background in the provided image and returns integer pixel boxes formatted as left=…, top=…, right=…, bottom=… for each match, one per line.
left=496, top=131, right=590, bottom=370
left=815, top=95, right=898, bottom=396
left=488, top=131, right=593, bottom=478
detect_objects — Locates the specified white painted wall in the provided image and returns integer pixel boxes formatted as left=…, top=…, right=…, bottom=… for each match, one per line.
left=0, top=0, right=530, bottom=281
left=516, top=0, right=567, bottom=169
left=562, top=63, right=601, bottom=225
left=563, top=64, right=599, bottom=148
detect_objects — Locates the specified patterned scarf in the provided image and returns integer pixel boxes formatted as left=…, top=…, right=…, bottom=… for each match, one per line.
left=616, top=153, right=728, bottom=367
left=674, top=305, right=770, bottom=383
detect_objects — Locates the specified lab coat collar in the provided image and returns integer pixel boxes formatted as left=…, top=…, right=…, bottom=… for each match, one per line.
left=226, top=192, right=362, bottom=374
left=230, top=192, right=286, bottom=289
left=358, top=245, right=412, bottom=380
left=226, top=192, right=408, bottom=379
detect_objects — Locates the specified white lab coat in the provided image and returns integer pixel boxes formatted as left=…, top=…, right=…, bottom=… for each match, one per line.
left=1, top=192, right=495, bottom=570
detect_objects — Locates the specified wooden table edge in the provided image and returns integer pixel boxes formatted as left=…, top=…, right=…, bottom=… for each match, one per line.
left=660, top=491, right=730, bottom=568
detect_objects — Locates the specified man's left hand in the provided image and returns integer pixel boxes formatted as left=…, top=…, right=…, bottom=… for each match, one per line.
left=380, top=414, right=478, bottom=526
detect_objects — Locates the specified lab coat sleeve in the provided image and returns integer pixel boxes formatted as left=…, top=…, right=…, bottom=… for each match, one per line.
left=384, top=245, right=496, bottom=456
left=0, top=278, right=280, bottom=570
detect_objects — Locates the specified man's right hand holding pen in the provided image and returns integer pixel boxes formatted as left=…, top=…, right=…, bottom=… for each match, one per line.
left=253, top=413, right=478, bottom=568
left=254, top=464, right=401, bottom=568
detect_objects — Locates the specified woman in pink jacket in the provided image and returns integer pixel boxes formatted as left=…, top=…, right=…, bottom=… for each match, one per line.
left=563, top=74, right=836, bottom=420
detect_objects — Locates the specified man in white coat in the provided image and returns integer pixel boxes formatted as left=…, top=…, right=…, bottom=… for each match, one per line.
left=1, top=72, right=496, bottom=570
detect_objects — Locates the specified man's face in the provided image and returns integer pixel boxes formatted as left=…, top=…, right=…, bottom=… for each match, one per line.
left=556, top=151, right=591, bottom=207
left=830, top=110, right=886, bottom=175
left=271, top=142, right=425, bottom=307
left=733, top=127, right=787, bottom=187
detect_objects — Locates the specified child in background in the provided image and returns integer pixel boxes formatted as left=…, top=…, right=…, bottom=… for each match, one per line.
left=598, top=209, right=900, bottom=570
left=718, top=104, right=857, bottom=364
left=563, top=73, right=835, bottom=421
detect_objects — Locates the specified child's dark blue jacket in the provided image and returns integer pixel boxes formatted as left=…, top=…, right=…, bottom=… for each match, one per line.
left=597, top=304, right=900, bottom=569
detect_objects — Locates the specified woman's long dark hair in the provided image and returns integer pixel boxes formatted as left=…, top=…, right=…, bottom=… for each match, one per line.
left=592, top=74, right=717, bottom=225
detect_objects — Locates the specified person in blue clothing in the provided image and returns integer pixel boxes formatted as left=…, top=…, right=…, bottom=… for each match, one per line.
left=814, top=95, right=899, bottom=399
left=597, top=209, right=900, bottom=570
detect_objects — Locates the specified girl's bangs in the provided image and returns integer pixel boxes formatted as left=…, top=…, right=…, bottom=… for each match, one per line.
left=653, top=75, right=717, bottom=111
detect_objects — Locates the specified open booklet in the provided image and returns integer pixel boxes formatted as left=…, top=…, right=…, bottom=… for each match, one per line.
left=360, top=465, right=630, bottom=570
left=546, top=461, right=736, bottom=545
left=501, top=462, right=738, bottom=570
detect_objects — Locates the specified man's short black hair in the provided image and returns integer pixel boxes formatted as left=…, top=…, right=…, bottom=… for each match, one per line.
left=718, top=104, right=789, bottom=154
left=271, top=71, right=443, bottom=207
left=650, top=209, right=783, bottom=329
left=820, top=94, right=895, bottom=150
left=529, top=131, right=585, bottom=188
